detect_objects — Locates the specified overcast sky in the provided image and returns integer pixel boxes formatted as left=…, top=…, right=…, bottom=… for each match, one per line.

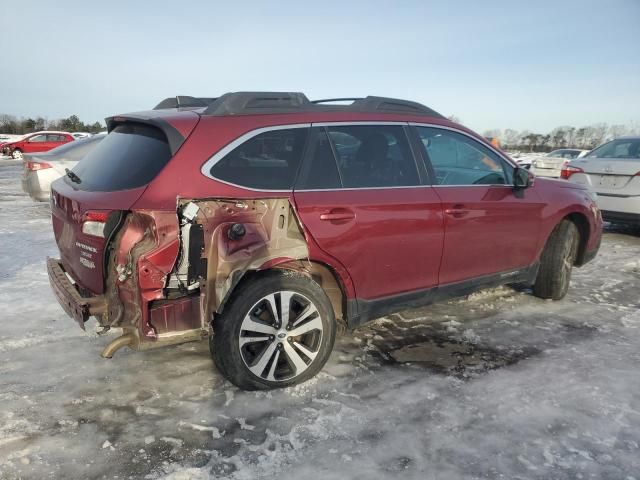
left=1, top=0, right=638, bottom=133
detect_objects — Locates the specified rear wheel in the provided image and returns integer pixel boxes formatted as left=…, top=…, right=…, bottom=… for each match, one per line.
left=211, top=271, right=336, bottom=390
left=12, top=149, right=22, bottom=160
left=533, top=220, right=580, bottom=300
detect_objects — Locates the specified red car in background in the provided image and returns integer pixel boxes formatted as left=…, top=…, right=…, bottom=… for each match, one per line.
left=4, top=131, right=74, bottom=159
left=46, top=92, right=602, bottom=390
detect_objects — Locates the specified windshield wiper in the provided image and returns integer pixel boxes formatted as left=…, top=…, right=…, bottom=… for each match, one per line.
left=65, top=168, right=82, bottom=184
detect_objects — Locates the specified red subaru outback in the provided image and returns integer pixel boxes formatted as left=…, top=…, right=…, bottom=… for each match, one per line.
left=47, top=92, right=602, bottom=390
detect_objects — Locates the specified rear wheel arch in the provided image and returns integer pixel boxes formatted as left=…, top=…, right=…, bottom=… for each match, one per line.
left=214, top=260, right=348, bottom=333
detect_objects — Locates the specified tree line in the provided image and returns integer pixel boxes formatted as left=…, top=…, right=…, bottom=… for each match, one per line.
left=0, top=114, right=104, bottom=135
left=482, top=123, right=640, bottom=153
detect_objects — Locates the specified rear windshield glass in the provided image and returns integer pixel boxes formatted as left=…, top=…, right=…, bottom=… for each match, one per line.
left=66, top=123, right=171, bottom=191
left=586, top=139, right=640, bottom=159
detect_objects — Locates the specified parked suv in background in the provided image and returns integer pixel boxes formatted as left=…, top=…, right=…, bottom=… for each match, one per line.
left=4, top=131, right=74, bottom=159
left=47, top=92, right=602, bottom=390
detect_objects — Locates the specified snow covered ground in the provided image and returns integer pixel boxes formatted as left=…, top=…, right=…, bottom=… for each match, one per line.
left=1, top=159, right=639, bottom=480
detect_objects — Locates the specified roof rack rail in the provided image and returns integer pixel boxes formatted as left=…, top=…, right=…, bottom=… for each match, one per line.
left=350, top=96, right=444, bottom=117
left=154, top=96, right=217, bottom=110
left=203, top=92, right=311, bottom=115
left=311, top=97, right=364, bottom=104
left=194, top=91, right=445, bottom=118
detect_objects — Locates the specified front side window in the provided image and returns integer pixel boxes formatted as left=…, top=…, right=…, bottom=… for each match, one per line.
left=325, top=125, right=419, bottom=188
left=210, top=127, right=308, bottom=190
left=28, top=134, right=47, bottom=143
left=415, top=127, right=512, bottom=185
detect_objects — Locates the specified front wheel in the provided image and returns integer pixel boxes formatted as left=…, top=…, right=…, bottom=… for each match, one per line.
left=12, top=149, right=23, bottom=160
left=211, top=271, right=336, bottom=390
left=533, top=219, right=580, bottom=300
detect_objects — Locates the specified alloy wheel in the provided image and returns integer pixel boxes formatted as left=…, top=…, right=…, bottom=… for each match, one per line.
left=238, top=291, right=324, bottom=382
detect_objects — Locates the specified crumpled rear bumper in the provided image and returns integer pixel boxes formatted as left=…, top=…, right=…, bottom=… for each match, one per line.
left=47, top=257, right=107, bottom=329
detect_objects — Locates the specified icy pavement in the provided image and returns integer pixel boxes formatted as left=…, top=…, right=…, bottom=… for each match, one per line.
left=1, top=161, right=639, bottom=480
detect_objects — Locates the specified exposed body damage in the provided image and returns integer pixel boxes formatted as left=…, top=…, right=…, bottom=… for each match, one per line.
left=100, top=198, right=329, bottom=357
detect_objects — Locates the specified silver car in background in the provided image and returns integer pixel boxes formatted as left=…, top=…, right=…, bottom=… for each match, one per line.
left=566, top=136, right=640, bottom=225
left=530, top=148, right=589, bottom=178
left=21, top=134, right=105, bottom=201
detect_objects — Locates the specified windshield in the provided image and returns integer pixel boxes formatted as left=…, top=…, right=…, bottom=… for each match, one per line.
left=66, top=123, right=172, bottom=191
left=586, top=139, right=640, bottom=159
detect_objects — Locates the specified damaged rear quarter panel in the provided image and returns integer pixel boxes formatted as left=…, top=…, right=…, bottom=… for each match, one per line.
left=185, top=198, right=309, bottom=324
left=104, top=211, right=180, bottom=339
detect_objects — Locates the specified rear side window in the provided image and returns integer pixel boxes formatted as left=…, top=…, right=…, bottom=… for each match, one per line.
left=325, top=125, right=419, bottom=188
left=210, top=128, right=308, bottom=190
left=68, top=123, right=172, bottom=191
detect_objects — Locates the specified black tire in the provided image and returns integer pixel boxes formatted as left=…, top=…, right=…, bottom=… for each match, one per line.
left=211, top=270, right=336, bottom=390
left=533, top=219, right=580, bottom=300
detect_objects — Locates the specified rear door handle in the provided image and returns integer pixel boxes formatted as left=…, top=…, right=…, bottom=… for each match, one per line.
left=444, top=204, right=469, bottom=218
left=320, top=209, right=355, bottom=222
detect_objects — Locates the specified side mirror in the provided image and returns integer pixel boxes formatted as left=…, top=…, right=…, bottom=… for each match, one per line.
left=513, top=167, right=533, bottom=189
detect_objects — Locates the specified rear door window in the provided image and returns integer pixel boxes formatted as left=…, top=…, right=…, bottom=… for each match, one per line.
left=325, top=125, right=419, bottom=188
left=209, top=127, right=308, bottom=190
left=68, top=123, right=172, bottom=191
left=295, top=128, right=342, bottom=190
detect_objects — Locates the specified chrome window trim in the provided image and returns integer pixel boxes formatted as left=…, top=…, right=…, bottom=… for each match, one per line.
left=200, top=123, right=311, bottom=189
left=312, top=121, right=408, bottom=127
left=295, top=185, right=434, bottom=193
left=199, top=120, right=520, bottom=193
left=294, top=184, right=513, bottom=192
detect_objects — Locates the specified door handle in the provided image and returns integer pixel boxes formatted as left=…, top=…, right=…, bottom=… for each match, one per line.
left=444, top=204, right=469, bottom=218
left=320, top=210, right=355, bottom=222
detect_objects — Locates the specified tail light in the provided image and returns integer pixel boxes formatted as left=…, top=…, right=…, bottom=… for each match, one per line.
left=81, top=211, right=109, bottom=238
left=25, top=161, right=52, bottom=171
left=560, top=165, right=583, bottom=180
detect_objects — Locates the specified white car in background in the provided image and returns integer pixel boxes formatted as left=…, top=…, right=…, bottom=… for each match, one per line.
left=565, top=137, right=640, bottom=225
left=530, top=149, right=590, bottom=178
left=21, top=134, right=105, bottom=201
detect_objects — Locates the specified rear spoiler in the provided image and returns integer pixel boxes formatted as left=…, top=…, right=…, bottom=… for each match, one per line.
left=105, top=112, right=194, bottom=156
